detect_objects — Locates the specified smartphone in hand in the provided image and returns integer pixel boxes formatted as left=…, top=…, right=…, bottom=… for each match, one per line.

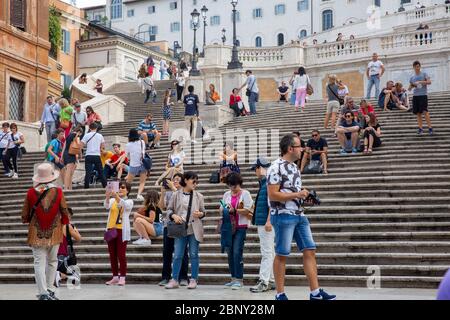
left=107, top=181, right=119, bottom=193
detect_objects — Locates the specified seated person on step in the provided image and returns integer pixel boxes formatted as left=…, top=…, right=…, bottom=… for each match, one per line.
left=336, top=111, right=361, bottom=155
left=104, top=143, right=129, bottom=180
left=358, top=99, right=375, bottom=128
left=340, top=97, right=360, bottom=124
left=277, top=81, right=290, bottom=103
left=362, top=113, right=382, bottom=154
left=138, top=113, right=161, bottom=149
left=132, top=190, right=164, bottom=246
left=392, top=82, right=410, bottom=110
left=378, top=80, right=410, bottom=112
left=205, top=84, right=220, bottom=105
left=300, top=130, right=329, bottom=175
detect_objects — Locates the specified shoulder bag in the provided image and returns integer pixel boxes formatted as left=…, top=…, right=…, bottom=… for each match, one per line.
left=167, top=192, right=193, bottom=239
left=328, top=85, right=345, bottom=105
left=104, top=206, right=123, bottom=242
left=303, top=153, right=323, bottom=175
left=140, top=140, right=153, bottom=171
left=68, top=134, right=82, bottom=156
left=306, top=75, right=314, bottom=96
left=57, top=223, right=78, bottom=274
left=28, top=188, right=53, bottom=222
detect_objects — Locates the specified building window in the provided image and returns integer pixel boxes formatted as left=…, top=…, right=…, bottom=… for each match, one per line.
left=210, top=15, right=220, bottom=26
left=127, top=9, right=134, bottom=17
left=255, top=36, right=262, bottom=47
left=275, top=4, right=286, bottom=15
left=322, top=9, right=333, bottom=31
left=149, top=25, right=158, bottom=41
left=253, top=8, right=262, bottom=19
left=148, top=6, right=156, bottom=14
left=193, top=0, right=197, bottom=5
left=9, top=78, right=25, bottom=121
left=298, top=0, right=309, bottom=11
left=61, top=74, right=73, bottom=89
left=277, top=33, right=285, bottom=46
left=170, top=2, right=177, bottom=10
left=299, top=29, right=307, bottom=39
left=170, top=22, right=180, bottom=32
left=374, top=0, right=381, bottom=7
left=111, top=0, right=123, bottom=20
left=61, top=29, right=71, bottom=54
left=10, top=0, right=27, bottom=31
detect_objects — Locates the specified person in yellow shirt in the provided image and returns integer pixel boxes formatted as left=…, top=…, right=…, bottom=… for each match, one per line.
left=101, top=148, right=114, bottom=168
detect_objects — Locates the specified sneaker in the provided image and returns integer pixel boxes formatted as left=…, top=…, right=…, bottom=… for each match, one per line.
left=339, top=148, right=348, bottom=155
left=132, top=238, right=145, bottom=245
left=269, top=281, right=276, bottom=290
left=105, top=277, right=120, bottom=285
left=55, top=272, right=61, bottom=288
left=118, top=277, right=126, bottom=286
left=140, top=239, right=152, bottom=246
left=136, top=194, right=144, bottom=201
left=275, top=293, right=289, bottom=300
left=155, top=143, right=161, bottom=148
left=3, top=171, right=10, bottom=176
left=429, top=128, right=433, bottom=135
left=158, top=279, right=169, bottom=286
left=47, top=290, right=59, bottom=300
left=224, top=279, right=236, bottom=288
left=165, top=279, right=179, bottom=289
left=231, top=280, right=243, bottom=290
left=12, top=173, right=18, bottom=179
left=310, top=288, right=337, bottom=300
left=187, top=279, right=198, bottom=289
left=250, top=280, right=269, bottom=293
left=7, top=171, right=14, bottom=178
left=351, top=147, right=358, bottom=154
left=417, top=128, right=423, bottom=135
left=38, top=294, right=52, bottom=300
left=179, top=279, right=189, bottom=287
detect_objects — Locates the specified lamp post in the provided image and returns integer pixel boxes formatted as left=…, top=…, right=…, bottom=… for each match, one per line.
left=228, top=0, right=242, bottom=69
left=190, top=9, right=201, bottom=76
left=201, top=5, right=208, bottom=57
left=221, top=28, right=226, bottom=45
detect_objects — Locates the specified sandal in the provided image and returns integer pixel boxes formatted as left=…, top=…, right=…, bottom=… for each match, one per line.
left=363, top=146, right=368, bottom=154
left=368, top=148, right=373, bottom=154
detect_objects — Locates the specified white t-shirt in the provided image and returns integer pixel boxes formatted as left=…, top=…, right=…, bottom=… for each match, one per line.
left=367, top=60, right=384, bottom=76
left=176, top=76, right=185, bottom=87
left=169, top=151, right=185, bottom=170
left=160, top=59, right=167, bottom=72
left=0, top=131, right=11, bottom=149
left=293, top=74, right=310, bottom=90
left=7, top=131, right=23, bottom=149
left=338, top=85, right=349, bottom=97
left=82, top=132, right=105, bottom=156
left=126, top=140, right=146, bottom=167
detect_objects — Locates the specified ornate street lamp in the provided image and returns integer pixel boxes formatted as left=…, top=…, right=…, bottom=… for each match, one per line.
left=201, top=5, right=208, bottom=57
left=221, top=28, right=227, bottom=45
left=190, top=9, right=201, bottom=76
left=228, top=0, right=242, bottom=69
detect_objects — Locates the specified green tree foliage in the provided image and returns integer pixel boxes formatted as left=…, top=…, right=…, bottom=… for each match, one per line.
left=49, top=6, right=62, bottom=59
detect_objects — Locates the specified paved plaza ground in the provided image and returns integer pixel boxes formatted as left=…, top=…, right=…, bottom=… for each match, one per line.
left=0, top=284, right=437, bottom=300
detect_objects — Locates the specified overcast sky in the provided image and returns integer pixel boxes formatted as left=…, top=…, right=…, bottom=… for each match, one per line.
left=64, top=0, right=106, bottom=8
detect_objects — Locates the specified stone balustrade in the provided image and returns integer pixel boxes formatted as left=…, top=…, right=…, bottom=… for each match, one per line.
left=238, top=47, right=284, bottom=66
left=381, top=28, right=449, bottom=51
left=405, top=4, right=450, bottom=21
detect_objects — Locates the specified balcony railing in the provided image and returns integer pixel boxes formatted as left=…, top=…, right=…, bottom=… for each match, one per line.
left=238, top=47, right=284, bottom=66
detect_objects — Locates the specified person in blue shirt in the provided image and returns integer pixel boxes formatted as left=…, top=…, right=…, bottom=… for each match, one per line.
left=137, top=113, right=161, bottom=149
left=336, top=111, right=361, bottom=154
left=183, top=86, right=200, bottom=143
left=249, top=157, right=275, bottom=293
left=40, top=96, right=60, bottom=143
left=46, top=128, right=66, bottom=182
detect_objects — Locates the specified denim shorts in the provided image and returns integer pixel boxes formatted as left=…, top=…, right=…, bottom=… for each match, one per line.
left=128, top=165, right=147, bottom=176
left=153, top=222, right=164, bottom=237
left=271, top=214, right=316, bottom=256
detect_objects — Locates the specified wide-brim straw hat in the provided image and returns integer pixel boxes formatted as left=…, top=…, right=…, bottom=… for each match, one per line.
left=32, top=162, right=60, bottom=185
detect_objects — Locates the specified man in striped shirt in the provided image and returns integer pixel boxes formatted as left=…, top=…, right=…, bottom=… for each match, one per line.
left=137, top=113, right=161, bottom=149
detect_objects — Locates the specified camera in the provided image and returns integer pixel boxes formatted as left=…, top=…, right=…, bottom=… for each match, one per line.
left=304, top=190, right=321, bottom=206
left=38, top=125, right=44, bottom=136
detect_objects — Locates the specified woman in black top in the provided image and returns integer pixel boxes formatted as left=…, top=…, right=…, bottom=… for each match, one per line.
left=61, top=126, right=83, bottom=190
left=363, top=113, right=382, bottom=154
left=132, top=190, right=164, bottom=245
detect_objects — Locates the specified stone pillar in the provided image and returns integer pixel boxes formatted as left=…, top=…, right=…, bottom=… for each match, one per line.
left=186, top=75, right=205, bottom=102
left=221, top=69, right=246, bottom=104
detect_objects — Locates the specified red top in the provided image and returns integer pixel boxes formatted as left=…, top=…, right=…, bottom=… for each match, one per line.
left=359, top=104, right=375, bottom=116
left=229, top=94, right=242, bottom=106
left=58, top=234, right=68, bottom=256
left=110, top=151, right=129, bottom=165
left=86, top=112, right=102, bottom=125
left=27, top=188, right=69, bottom=231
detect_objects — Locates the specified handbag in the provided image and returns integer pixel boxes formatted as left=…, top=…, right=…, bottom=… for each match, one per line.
left=68, top=135, right=82, bottom=156
left=215, top=201, right=237, bottom=235
left=95, top=121, right=103, bottom=131
left=328, top=84, right=345, bottom=105
left=167, top=192, right=193, bottom=239
left=57, top=224, right=77, bottom=274
left=104, top=206, right=123, bottom=242
left=140, top=140, right=153, bottom=171
left=60, top=119, right=70, bottom=129
left=303, top=154, right=323, bottom=174
left=306, top=75, right=314, bottom=95
left=209, top=171, right=220, bottom=184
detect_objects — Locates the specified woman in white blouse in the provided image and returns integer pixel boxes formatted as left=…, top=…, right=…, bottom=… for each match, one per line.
left=293, top=67, right=311, bottom=113
left=154, top=140, right=185, bottom=186
left=4, top=123, right=25, bottom=179
left=104, top=181, right=134, bottom=286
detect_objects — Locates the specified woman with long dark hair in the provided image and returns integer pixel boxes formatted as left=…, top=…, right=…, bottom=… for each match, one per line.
left=132, top=190, right=164, bottom=246
left=293, top=67, right=310, bottom=112
left=363, top=113, right=382, bottom=154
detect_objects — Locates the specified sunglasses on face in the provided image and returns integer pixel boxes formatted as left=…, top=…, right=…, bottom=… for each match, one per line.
left=346, top=115, right=352, bottom=118
left=120, top=185, right=127, bottom=190
left=312, top=134, right=318, bottom=137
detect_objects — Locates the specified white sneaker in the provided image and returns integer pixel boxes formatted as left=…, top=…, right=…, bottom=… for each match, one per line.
left=55, top=272, right=61, bottom=288
left=132, top=238, right=144, bottom=245
left=7, top=171, right=14, bottom=178
left=12, top=173, right=18, bottom=179
left=140, top=239, right=152, bottom=246
left=136, top=194, right=144, bottom=201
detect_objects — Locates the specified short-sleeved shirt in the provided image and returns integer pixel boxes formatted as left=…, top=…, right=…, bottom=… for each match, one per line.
left=169, top=151, right=185, bottom=168
left=278, top=86, right=289, bottom=94
left=138, top=120, right=157, bottom=132
left=410, top=72, right=429, bottom=96
left=184, top=94, right=199, bottom=116
left=110, top=151, right=128, bottom=165
left=81, top=132, right=105, bottom=156
left=101, top=151, right=113, bottom=167
left=307, top=138, right=328, bottom=161
left=267, top=158, right=303, bottom=216
left=339, top=120, right=360, bottom=139
left=246, top=75, right=259, bottom=94
left=72, top=111, right=87, bottom=126
left=60, top=106, right=74, bottom=122
left=327, top=84, right=340, bottom=102
left=222, top=190, right=254, bottom=228
left=368, top=60, right=384, bottom=76
left=0, top=131, right=10, bottom=149
left=7, top=131, right=23, bottom=149
left=48, top=139, right=63, bottom=161
left=125, top=140, right=145, bottom=168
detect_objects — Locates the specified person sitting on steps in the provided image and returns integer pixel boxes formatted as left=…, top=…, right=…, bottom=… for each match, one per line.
left=137, top=113, right=161, bottom=149
left=336, top=112, right=361, bottom=155
left=300, top=130, right=329, bottom=175
left=378, top=80, right=410, bottom=112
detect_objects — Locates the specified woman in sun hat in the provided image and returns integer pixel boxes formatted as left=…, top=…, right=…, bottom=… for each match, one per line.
left=21, top=162, right=70, bottom=300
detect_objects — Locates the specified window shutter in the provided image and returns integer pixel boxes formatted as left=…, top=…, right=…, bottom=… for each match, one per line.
left=10, top=0, right=27, bottom=30
left=65, top=31, right=71, bottom=54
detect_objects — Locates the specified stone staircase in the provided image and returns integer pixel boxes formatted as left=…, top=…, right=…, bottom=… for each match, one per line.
left=0, top=83, right=449, bottom=288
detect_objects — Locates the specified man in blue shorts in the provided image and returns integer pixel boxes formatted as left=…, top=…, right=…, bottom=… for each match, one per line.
left=267, top=134, right=336, bottom=301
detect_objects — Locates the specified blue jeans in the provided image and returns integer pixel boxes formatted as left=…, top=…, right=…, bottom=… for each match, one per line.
left=172, top=234, right=200, bottom=280
left=271, top=214, right=316, bottom=256
left=45, top=121, right=56, bottom=143
left=160, top=70, right=165, bottom=80
left=366, top=75, right=380, bottom=99
left=226, top=228, right=247, bottom=280
left=248, top=92, right=258, bottom=115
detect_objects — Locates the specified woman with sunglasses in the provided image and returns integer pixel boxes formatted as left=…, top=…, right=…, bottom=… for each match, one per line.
left=165, top=172, right=206, bottom=290
left=221, top=172, right=254, bottom=290
left=154, top=140, right=185, bottom=187
left=85, top=106, right=102, bottom=132
left=104, top=181, right=133, bottom=286
left=219, top=141, right=240, bottom=183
